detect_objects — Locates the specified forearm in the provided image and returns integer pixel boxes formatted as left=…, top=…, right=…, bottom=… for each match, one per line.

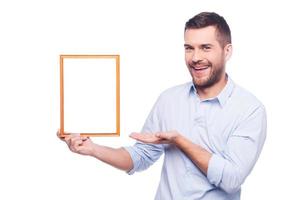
left=174, top=133, right=260, bottom=194
left=91, top=144, right=133, bottom=172
left=174, top=134, right=212, bottom=174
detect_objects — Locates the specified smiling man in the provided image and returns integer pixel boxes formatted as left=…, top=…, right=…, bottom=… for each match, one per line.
left=60, top=12, right=267, bottom=200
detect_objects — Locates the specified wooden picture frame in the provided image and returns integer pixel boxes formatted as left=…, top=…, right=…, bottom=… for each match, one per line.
left=59, top=55, right=120, bottom=137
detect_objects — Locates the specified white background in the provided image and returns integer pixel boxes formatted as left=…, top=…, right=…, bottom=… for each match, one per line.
left=0, top=0, right=299, bottom=199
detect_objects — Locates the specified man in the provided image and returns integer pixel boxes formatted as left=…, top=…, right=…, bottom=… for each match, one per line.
left=59, top=12, right=267, bottom=200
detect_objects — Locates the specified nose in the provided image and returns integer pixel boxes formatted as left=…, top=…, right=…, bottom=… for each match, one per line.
left=192, top=50, right=204, bottom=63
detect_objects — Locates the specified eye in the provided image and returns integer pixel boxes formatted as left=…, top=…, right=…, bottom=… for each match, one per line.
left=185, top=46, right=193, bottom=51
left=202, top=46, right=211, bottom=51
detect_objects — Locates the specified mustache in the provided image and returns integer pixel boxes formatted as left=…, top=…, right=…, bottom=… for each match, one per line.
left=189, top=60, right=211, bottom=67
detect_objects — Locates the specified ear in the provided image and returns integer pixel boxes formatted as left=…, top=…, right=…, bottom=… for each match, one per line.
left=224, top=44, right=232, bottom=61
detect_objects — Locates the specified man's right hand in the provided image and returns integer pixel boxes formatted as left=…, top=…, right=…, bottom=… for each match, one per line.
left=57, top=130, right=95, bottom=156
left=56, top=130, right=134, bottom=171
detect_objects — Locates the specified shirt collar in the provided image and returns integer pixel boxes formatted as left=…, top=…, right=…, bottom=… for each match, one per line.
left=188, top=75, right=235, bottom=108
left=217, top=76, right=235, bottom=107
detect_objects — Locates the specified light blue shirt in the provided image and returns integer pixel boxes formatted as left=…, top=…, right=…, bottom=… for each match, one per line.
left=125, top=76, right=267, bottom=200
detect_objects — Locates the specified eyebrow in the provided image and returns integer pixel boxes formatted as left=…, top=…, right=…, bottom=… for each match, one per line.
left=184, top=44, right=213, bottom=48
left=184, top=44, right=192, bottom=47
left=200, top=44, right=213, bottom=47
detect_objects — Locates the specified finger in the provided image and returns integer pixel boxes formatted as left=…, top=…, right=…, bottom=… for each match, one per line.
left=72, top=141, right=91, bottom=154
left=130, top=133, right=159, bottom=143
left=73, top=139, right=83, bottom=147
left=129, top=133, right=143, bottom=141
left=57, top=129, right=66, bottom=141
left=155, top=131, right=166, bottom=137
left=57, top=129, right=73, bottom=138
left=156, top=132, right=170, bottom=139
left=64, top=135, right=80, bottom=147
left=129, top=132, right=147, bottom=140
left=70, top=136, right=83, bottom=145
left=64, top=135, right=73, bottom=145
left=69, top=139, right=84, bottom=153
left=56, top=129, right=61, bottom=137
left=58, top=129, right=79, bottom=140
left=155, top=133, right=161, bottom=138
left=129, top=132, right=140, bottom=138
left=130, top=132, right=153, bottom=139
left=81, top=136, right=89, bottom=141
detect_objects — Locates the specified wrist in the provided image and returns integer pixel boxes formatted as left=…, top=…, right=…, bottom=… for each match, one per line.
left=89, top=143, right=99, bottom=157
left=172, top=131, right=182, bottom=144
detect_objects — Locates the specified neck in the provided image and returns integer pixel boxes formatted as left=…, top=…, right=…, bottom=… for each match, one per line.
left=196, top=73, right=228, bottom=100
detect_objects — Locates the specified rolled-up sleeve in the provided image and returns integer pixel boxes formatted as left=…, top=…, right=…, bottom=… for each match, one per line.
left=125, top=94, right=165, bottom=175
left=125, top=143, right=164, bottom=175
left=207, top=105, right=267, bottom=194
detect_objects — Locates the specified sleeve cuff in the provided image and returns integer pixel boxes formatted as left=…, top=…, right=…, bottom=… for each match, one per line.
left=123, top=146, right=141, bottom=175
left=207, top=154, right=226, bottom=186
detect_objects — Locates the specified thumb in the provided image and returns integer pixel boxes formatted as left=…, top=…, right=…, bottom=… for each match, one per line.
left=155, top=133, right=162, bottom=137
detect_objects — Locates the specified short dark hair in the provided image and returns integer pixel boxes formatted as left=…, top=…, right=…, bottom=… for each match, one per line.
left=185, top=12, right=231, bottom=47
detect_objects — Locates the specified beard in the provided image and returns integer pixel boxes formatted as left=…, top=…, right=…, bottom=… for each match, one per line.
left=189, top=61, right=225, bottom=89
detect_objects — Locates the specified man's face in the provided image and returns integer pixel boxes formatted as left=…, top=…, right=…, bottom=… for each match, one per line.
left=184, top=26, right=231, bottom=89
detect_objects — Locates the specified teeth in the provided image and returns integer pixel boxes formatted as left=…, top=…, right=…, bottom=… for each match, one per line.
left=193, top=67, right=208, bottom=70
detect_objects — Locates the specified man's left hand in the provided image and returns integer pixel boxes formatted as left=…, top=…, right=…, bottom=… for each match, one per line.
left=129, top=131, right=180, bottom=144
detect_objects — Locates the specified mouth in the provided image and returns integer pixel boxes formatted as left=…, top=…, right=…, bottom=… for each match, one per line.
left=189, top=64, right=211, bottom=79
left=191, top=65, right=210, bottom=71
left=190, top=64, right=211, bottom=74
